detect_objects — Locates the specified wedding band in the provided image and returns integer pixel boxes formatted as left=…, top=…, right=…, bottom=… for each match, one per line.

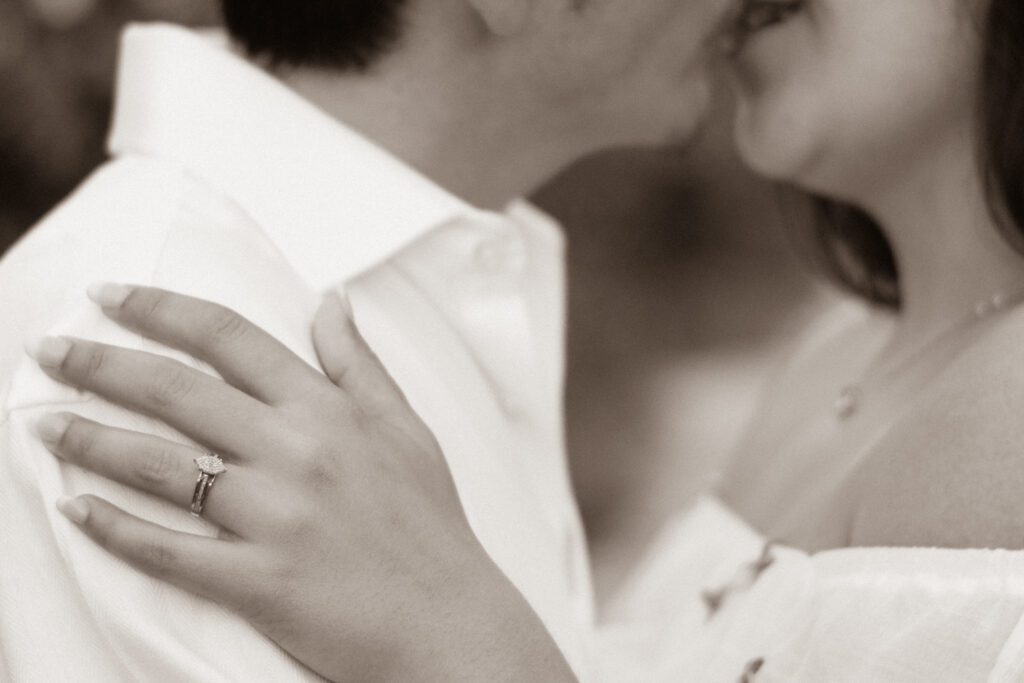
left=190, top=453, right=226, bottom=518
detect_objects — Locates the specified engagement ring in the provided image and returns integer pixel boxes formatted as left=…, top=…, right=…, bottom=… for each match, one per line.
left=190, top=453, right=226, bottom=518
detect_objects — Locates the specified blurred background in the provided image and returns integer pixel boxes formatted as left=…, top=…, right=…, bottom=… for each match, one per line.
left=0, top=0, right=834, bottom=603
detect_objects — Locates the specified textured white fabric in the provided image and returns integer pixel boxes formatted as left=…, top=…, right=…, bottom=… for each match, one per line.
left=0, top=23, right=593, bottom=681
left=597, top=497, right=1024, bottom=682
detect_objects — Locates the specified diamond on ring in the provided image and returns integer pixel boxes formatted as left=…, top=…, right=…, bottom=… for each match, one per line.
left=191, top=453, right=226, bottom=518
left=195, top=454, right=227, bottom=475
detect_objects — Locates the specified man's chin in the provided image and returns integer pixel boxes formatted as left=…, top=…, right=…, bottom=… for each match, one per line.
left=649, top=94, right=713, bottom=150
left=651, top=112, right=710, bottom=153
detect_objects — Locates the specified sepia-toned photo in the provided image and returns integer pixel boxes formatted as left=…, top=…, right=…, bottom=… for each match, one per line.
left=1, top=1, right=1023, bottom=681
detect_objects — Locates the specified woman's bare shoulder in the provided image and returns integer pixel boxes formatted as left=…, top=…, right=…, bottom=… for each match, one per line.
left=734, top=298, right=891, bottom=440
left=722, top=299, right=892, bottom=508
left=773, top=298, right=883, bottom=382
left=851, top=309, right=1024, bottom=550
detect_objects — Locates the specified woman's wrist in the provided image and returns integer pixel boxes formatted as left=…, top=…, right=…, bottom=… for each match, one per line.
left=392, top=546, right=578, bottom=683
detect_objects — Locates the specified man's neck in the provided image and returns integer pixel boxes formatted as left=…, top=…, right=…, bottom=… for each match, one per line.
left=276, top=65, right=587, bottom=211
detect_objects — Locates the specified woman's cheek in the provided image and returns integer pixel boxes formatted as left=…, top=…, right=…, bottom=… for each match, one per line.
left=728, top=18, right=834, bottom=182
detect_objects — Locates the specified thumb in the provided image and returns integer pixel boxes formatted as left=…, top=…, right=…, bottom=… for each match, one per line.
left=312, top=291, right=407, bottom=415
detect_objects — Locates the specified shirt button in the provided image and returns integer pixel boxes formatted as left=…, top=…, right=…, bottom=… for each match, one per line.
left=739, top=658, right=765, bottom=682
left=476, top=242, right=504, bottom=270
left=475, top=239, right=527, bottom=273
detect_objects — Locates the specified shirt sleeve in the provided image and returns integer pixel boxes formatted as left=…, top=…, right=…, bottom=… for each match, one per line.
left=0, top=154, right=342, bottom=680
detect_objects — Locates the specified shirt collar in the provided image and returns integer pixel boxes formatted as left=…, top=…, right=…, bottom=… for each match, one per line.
left=108, top=23, right=497, bottom=290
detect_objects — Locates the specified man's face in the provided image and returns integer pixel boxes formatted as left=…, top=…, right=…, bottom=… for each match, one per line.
left=524, top=0, right=737, bottom=147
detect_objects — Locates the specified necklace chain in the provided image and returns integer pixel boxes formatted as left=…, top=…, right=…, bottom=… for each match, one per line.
left=834, top=287, right=1024, bottom=420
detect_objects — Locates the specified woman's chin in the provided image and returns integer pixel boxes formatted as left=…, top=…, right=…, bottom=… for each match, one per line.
left=731, top=99, right=833, bottom=190
left=734, top=126, right=806, bottom=185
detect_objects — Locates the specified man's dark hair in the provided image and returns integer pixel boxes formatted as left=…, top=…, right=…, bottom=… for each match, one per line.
left=220, top=0, right=408, bottom=70
left=798, top=0, right=1024, bottom=309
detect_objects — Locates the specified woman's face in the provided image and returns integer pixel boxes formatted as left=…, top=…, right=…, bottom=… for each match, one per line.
left=727, top=0, right=984, bottom=201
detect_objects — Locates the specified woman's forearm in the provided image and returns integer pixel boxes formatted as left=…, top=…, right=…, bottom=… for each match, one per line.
left=386, top=558, right=579, bottom=683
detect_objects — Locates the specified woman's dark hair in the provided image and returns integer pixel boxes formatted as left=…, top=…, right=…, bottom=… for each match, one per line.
left=220, top=0, right=408, bottom=70
left=805, top=0, right=1024, bottom=309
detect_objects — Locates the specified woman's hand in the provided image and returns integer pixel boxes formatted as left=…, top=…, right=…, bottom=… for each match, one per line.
left=28, top=284, right=576, bottom=683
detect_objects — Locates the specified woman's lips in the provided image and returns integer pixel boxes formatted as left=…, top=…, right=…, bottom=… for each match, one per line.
left=727, top=0, right=805, bottom=56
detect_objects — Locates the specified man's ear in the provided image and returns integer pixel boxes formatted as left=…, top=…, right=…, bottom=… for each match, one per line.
left=468, top=0, right=532, bottom=36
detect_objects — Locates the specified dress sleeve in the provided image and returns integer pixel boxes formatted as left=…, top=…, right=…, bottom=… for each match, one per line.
left=593, top=503, right=1024, bottom=682
left=760, top=549, right=1024, bottom=682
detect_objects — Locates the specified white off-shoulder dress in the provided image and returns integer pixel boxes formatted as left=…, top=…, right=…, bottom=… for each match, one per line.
left=596, top=497, right=1024, bottom=682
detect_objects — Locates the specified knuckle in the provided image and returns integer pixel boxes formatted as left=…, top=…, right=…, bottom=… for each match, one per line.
left=285, top=429, right=322, bottom=464
left=71, top=344, right=109, bottom=380
left=126, top=288, right=168, bottom=325
left=199, top=309, right=249, bottom=352
left=88, top=519, right=114, bottom=550
left=135, top=447, right=181, bottom=486
left=234, top=586, right=269, bottom=623
left=82, top=501, right=114, bottom=546
left=267, top=497, right=316, bottom=540
left=234, top=559, right=290, bottom=625
left=143, top=362, right=197, bottom=409
left=138, top=538, right=178, bottom=572
left=61, top=419, right=99, bottom=461
left=204, top=307, right=250, bottom=347
left=295, top=443, right=339, bottom=491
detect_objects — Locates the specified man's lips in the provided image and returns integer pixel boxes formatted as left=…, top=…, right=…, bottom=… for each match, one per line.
left=726, top=0, right=805, bottom=56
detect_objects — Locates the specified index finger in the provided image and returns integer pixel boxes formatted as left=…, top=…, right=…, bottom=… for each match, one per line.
left=88, top=284, right=328, bottom=405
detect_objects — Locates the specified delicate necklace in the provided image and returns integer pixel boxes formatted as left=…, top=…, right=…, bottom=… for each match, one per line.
left=834, top=286, right=1024, bottom=420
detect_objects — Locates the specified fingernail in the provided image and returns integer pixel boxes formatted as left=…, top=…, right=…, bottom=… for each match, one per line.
left=25, top=336, right=72, bottom=368
left=56, top=496, right=89, bottom=524
left=87, top=282, right=133, bottom=308
left=35, top=413, right=72, bottom=448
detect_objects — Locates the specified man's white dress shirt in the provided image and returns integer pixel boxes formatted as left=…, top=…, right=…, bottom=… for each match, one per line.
left=0, top=23, right=592, bottom=681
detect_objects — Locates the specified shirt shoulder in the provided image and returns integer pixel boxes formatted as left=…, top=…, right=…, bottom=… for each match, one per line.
left=0, top=158, right=181, bottom=397
left=0, top=155, right=317, bottom=412
left=0, top=151, right=325, bottom=683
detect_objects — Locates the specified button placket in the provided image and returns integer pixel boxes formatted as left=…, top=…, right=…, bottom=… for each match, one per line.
left=701, top=542, right=776, bottom=619
left=738, top=658, right=765, bottom=682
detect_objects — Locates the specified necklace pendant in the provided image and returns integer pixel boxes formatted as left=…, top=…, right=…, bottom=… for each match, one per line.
left=834, top=385, right=861, bottom=420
